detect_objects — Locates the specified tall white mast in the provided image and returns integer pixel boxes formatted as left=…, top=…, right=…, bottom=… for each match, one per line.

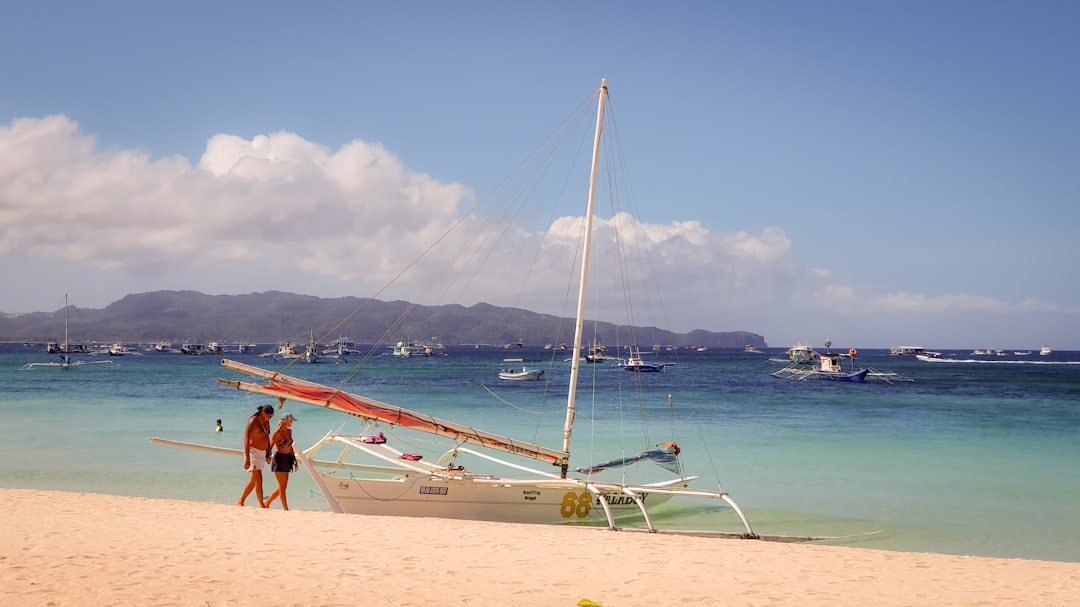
left=560, top=79, right=608, bottom=477
left=62, top=293, right=70, bottom=369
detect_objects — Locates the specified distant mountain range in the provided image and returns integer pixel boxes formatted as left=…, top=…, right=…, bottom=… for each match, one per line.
left=0, top=290, right=767, bottom=348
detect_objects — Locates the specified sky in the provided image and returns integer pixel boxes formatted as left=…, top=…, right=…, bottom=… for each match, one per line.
left=1, top=1, right=1078, bottom=349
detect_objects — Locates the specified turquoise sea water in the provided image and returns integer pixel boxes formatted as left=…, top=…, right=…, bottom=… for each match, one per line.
left=4, top=343, right=1079, bottom=563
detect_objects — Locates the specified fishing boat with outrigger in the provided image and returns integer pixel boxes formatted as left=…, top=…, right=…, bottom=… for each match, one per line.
left=771, top=340, right=868, bottom=382
left=391, top=339, right=415, bottom=358
left=772, top=341, right=912, bottom=383
left=619, top=345, right=666, bottom=372
left=771, top=349, right=869, bottom=382
left=154, top=80, right=761, bottom=537
left=768, top=343, right=817, bottom=364
left=20, top=294, right=113, bottom=370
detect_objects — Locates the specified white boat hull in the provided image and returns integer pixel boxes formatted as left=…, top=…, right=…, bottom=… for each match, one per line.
left=150, top=436, right=752, bottom=533
left=498, top=369, right=544, bottom=381
left=320, top=473, right=679, bottom=525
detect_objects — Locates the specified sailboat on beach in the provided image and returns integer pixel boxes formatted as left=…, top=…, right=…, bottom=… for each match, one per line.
left=155, top=81, right=756, bottom=536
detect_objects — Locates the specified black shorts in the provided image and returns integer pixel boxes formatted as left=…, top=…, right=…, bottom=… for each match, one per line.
left=271, top=452, right=296, bottom=473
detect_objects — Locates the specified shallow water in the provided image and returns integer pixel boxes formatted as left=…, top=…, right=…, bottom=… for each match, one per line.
left=4, top=343, right=1078, bottom=562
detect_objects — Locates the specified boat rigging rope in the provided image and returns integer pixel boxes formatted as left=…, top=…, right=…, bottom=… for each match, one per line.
left=480, top=383, right=560, bottom=416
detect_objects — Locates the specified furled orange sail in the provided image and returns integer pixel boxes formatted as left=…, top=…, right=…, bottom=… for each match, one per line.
left=218, top=359, right=568, bottom=466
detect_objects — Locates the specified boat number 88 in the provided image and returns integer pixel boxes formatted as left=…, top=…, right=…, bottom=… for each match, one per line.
left=560, top=491, right=591, bottom=518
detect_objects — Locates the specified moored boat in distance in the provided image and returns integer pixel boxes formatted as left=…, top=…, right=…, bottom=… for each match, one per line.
left=302, top=337, right=319, bottom=363
left=323, top=337, right=358, bottom=356
left=769, top=343, right=817, bottom=364
left=21, top=295, right=114, bottom=370
left=153, top=340, right=175, bottom=353
left=1041, top=346, right=1052, bottom=356
left=770, top=341, right=912, bottom=382
left=391, top=339, right=414, bottom=358
left=582, top=341, right=617, bottom=364
left=498, top=360, right=544, bottom=381
left=47, top=341, right=89, bottom=354
left=261, top=341, right=301, bottom=358
left=619, top=345, right=666, bottom=372
left=55, top=341, right=92, bottom=354
left=771, top=349, right=869, bottom=383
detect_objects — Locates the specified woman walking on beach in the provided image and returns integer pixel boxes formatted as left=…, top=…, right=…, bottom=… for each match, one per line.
left=266, top=413, right=298, bottom=510
left=238, top=405, right=273, bottom=507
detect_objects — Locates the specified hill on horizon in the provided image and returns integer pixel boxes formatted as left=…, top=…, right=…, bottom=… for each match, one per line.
left=0, top=290, right=767, bottom=348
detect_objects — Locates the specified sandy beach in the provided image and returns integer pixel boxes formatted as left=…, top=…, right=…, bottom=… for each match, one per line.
left=2, top=489, right=1077, bottom=606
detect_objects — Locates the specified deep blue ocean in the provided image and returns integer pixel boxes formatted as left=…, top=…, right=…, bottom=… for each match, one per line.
left=4, top=343, right=1078, bottom=562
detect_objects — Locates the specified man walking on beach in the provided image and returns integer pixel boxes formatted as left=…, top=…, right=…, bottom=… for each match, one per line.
left=238, top=405, right=273, bottom=507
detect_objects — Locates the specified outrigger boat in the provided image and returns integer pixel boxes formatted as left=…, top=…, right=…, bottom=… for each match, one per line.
left=772, top=341, right=912, bottom=383
left=771, top=350, right=869, bottom=382
left=768, top=343, right=817, bottom=364
left=20, top=295, right=113, bottom=370
left=154, top=80, right=757, bottom=536
left=771, top=340, right=868, bottom=382
left=619, top=345, right=666, bottom=372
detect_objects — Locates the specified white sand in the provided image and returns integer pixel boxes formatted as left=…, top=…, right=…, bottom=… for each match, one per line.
left=2, top=489, right=1077, bottom=606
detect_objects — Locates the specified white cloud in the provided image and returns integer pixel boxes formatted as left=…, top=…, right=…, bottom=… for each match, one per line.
left=720, top=227, right=790, bottom=262
left=816, top=284, right=856, bottom=304
left=0, top=115, right=472, bottom=289
left=3, top=115, right=1077, bottom=346
left=0, top=115, right=806, bottom=329
left=873, top=292, right=1009, bottom=313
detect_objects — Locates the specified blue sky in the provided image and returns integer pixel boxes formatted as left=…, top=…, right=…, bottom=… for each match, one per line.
left=2, top=1, right=1078, bottom=349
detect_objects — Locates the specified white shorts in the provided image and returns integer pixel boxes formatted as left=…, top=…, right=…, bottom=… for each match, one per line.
left=245, top=447, right=269, bottom=472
